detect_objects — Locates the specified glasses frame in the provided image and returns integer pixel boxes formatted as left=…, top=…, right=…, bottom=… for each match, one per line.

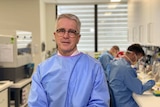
left=56, top=28, right=79, bottom=38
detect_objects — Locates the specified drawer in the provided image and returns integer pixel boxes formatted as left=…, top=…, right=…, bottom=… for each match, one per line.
left=0, top=89, right=8, bottom=107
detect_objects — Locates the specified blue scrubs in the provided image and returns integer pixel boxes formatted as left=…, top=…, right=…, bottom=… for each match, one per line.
left=28, top=52, right=110, bottom=107
left=106, top=58, right=155, bottom=107
left=98, top=51, right=114, bottom=71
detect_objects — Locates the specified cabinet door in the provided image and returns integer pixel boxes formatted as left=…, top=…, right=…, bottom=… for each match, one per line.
left=128, top=0, right=133, bottom=43
left=150, top=0, right=160, bottom=46
left=0, top=89, right=8, bottom=107
left=128, top=0, right=160, bottom=46
left=139, top=0, right=151, bottom=45
left=128, top=0, right=142, bottom=43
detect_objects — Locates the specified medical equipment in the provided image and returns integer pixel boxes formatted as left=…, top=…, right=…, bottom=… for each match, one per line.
left=0, top=31, right=34, bottom=82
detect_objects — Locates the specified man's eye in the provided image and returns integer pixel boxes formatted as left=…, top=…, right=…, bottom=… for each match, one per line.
left=57, top=29, right=65, bottom=33
left=68, top=30, right=77, bottom=34
left=59, top=29, right=65, bottom=32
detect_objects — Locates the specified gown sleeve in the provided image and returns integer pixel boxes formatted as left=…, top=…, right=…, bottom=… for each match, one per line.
left=123, top=67, right=155, bottom=95
left=87, top=66, right=110, bottom=107
left=28, top=65, right=48, bottom=107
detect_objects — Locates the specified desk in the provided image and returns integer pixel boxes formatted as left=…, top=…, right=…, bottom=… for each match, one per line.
left=10, top=78, right=31, bottom=107
left=133, top=91, right=160, bottom=107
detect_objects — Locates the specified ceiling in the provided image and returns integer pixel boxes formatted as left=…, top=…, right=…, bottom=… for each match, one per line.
left=43, top=0, right=128, bottom=4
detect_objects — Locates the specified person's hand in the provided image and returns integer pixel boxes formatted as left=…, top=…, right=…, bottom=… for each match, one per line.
left=146, top=80, right=155, bottom=87
left=143, top=79, right=156, bottom=92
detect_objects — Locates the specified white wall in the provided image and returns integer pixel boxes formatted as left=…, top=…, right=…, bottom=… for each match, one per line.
left=45, top=3, right=56, bottom=53
left=0, top=0, right=57, bottom=70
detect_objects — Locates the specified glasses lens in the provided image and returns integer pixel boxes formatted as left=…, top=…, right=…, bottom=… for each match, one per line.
left=56, top=28, right=78, bottom=37
left=68, top=29, right=78, bottom=37
left=56, top=28, right=65, bottom=36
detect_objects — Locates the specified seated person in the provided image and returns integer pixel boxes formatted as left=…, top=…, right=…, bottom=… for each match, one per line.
left=98, top=45, right=119, bottom=71
left=106, top=43, right=155, bottom=107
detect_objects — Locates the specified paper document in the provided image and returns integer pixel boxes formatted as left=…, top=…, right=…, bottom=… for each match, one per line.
left=0, top=44, right=13, bottom=62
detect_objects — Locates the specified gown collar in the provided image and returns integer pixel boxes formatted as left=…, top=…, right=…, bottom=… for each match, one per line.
left=58, top=50, right=80, bottom=56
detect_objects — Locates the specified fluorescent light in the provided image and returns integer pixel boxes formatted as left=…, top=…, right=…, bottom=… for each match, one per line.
left=108, top=4, right=118, bottom=8
left=111, top=0, right=121, bottom=2
left=104, top=12, right=112, bottom=16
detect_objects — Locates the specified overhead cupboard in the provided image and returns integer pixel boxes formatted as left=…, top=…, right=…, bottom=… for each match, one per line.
left=128, top=0, right=160, bottom=46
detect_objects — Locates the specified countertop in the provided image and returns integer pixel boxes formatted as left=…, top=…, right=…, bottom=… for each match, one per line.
left=133, top=71, right=160, bottom=107
left=133, top=91, right=160, bottom=107
left=10, top=78, right=32, bottom=88
left=0, top=80, right=13, bottom=92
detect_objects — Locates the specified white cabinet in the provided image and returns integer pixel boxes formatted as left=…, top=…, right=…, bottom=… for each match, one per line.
left=128, top=0, right=143, bottom=44
left=128, top=0, right=134, bottom=43
left=139, top=0, right=150, bottom=45
left=150, top=0, right=160, bottom=46
left=0, top=89, right=8, bottom=107
left=0, top=81, right=13, bottom=107
left=128, top=0, right=160, bottom=46
left=143, top=0, right=157, bottom=46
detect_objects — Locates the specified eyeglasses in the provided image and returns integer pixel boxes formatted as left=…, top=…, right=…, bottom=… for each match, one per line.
left=56, top=28, right=79, bottom=37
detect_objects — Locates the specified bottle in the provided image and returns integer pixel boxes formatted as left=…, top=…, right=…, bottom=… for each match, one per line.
left=152, top=59, right=160, bottom=76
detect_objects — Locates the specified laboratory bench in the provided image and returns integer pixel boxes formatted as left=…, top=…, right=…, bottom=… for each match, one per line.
left=10, top=78, right=31, bottom=107
left=133, top=90, right=160, bottom=107
left=0, top=81, right=13, bottom=107
left=133, top=71, right=160, bottom=107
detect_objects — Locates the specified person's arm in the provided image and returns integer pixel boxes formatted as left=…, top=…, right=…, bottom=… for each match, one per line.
left=87, top=66, right=110, bottom=107
left=28, top=66, right=48, bottom=107
left=124, top=67, right=155, bottom=95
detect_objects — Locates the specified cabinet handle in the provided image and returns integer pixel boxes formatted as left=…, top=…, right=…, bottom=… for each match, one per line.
left=133, top=27, right=136, bottom=42
left=147, top=23, right=153, bottom=43
left=139, top=25, right=143, bottom=42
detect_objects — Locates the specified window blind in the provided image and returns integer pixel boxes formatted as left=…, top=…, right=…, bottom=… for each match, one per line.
left=57, top=3, right=130, bottom=53
left=98, top=3, right=130, bottom=51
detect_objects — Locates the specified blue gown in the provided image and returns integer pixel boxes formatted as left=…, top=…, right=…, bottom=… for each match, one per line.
left=98, top=51, right=114, bottom=71
left=28, top=52, right=110, bottom=107
left=106, top=58, right=155, bottom=107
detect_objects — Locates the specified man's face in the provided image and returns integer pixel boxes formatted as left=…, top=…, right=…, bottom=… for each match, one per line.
left=54, top=18, right=80, bottom=56
left=132, top=52, right=143, bottom=65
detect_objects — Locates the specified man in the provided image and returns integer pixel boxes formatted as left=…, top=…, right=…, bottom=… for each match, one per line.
left=98, top=45, right=119, bottom=71
left=28, top=13, right=110, bottom=107
left=106, top=44, right=155, bottom=107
